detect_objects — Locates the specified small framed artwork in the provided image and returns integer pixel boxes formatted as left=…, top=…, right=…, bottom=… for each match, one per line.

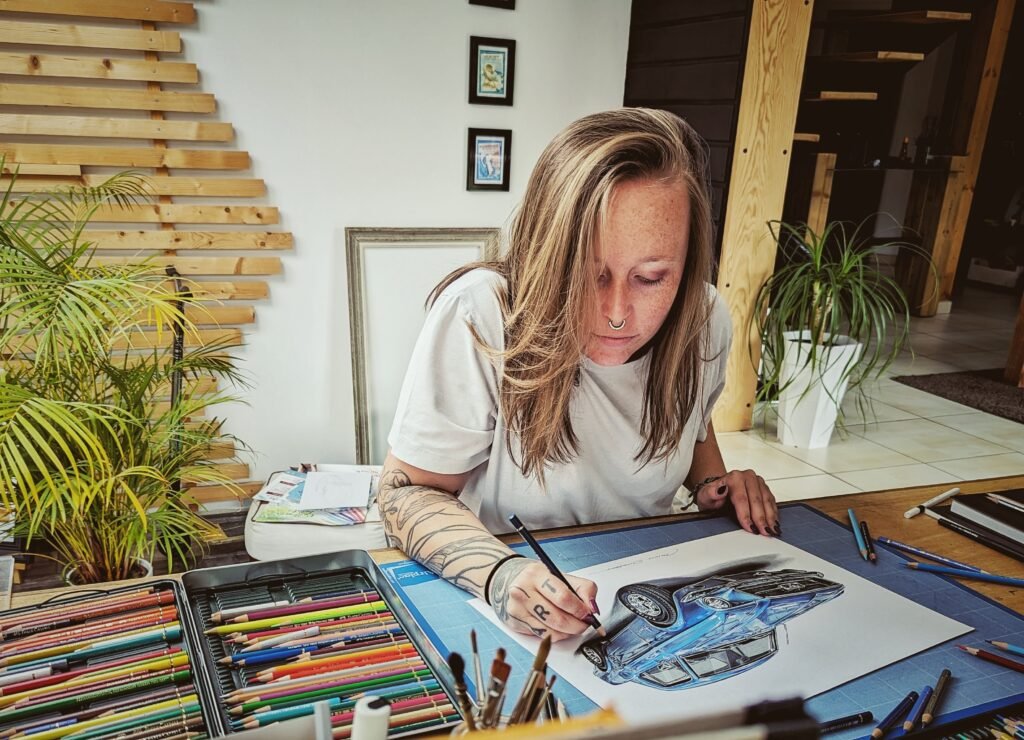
left=469, top=36, right=515, bottom=106
left=469, top=0, right=515, bottom=8
left=467, top=128, right=511, bottom=191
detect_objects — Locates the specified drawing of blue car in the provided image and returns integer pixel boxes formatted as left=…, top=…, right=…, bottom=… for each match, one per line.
left=578, top=567, right=843, bottom=690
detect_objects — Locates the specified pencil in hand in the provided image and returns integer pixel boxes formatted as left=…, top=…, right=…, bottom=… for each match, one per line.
left=508, top=514, right=604, bottom=636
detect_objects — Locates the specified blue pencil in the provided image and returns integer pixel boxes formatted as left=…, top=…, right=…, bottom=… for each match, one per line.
left=848, top=508, right=868, bottom=561
left=872, top=690, right=918, bottom=739
left=877, top=536, right=986, bottom=573
left=989, top=640, right=1024, bottom=658
left=903, top=686, right=933, bottom=731
left=906, top=562, right=1024, bottom=587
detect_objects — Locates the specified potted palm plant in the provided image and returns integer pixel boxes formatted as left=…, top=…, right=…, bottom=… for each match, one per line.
left=0, top=166, right=248, bottom=583
left=753, top=219, right=929, bottom=448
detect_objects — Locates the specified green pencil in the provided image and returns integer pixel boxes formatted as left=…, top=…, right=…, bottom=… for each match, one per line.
left=233, top=668, right=433, bottom=714
left=60, top=700, right=201, bottom=740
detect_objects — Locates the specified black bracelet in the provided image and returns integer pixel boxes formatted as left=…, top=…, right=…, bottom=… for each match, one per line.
left=483, top=554, right=525, bottom=606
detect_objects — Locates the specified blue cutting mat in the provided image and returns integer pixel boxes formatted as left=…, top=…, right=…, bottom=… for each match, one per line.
left=380, top=503, right=1024, bottom=738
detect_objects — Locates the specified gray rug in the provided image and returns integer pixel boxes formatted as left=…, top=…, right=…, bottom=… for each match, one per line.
left=893, top=368, right=1024, bottom=424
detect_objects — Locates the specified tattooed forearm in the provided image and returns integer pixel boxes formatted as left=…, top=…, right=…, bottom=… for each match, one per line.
left=379, top=462, right=513, bottom=599
left=491, top=559, right=532, bottom=624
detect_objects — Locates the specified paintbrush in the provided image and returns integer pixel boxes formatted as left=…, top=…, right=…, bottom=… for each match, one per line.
left=508, top=634, right=551, bottom=724
left=528, top=674, right=557, bottom=723
left=481, top=651, right=511, bottom=728
left=447, top=652, right=477, bottom=731
left=470, top=630, right=484, bottom=709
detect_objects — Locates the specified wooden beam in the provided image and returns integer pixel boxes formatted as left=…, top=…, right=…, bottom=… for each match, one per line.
left=931, top=0, right=1017, bottom=311
left=182, top=463, right=250, bottom=485
left=806, top=152, right=836, bottom=235
left=0, top=175, right=81, bottom=191
left=0, top=19, right=181, bottom=51
left=185, top=305, right=256, bottom=326
left=87, top=204, right=279, bottom=224
left=805, top=91, right=878, bottom=101
left=793, top=133, right=820, bottom=143
left=184, top=481, right=261, bottom=504
left=85, top=230, right=292, bottom=250
left=844, top=10, right=972, bottom=24
left=0, top=114, right=232, bottom=141
left=713, top=0, right=815, bottom=432
left=0, top=52, right=198, bottom=83
left=0, top=162, right=80, bottom=176
left=817, top=51, right=925, bottom=63
left=0, top=0, right=196, bottom=23
left=0, top=144, right=249, bottom=170
left=84, top=175, right=264, bottom=197
left=1007, top=292, right=1024, bottom=388
left=91, top=255, right=282, bottom=275
left=180, top=281, right=269, bottom=301
left=0, top=83, right=215, bottom=113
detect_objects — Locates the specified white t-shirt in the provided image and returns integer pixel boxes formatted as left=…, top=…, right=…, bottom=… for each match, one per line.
left=388, top=269, right=732, bottom=534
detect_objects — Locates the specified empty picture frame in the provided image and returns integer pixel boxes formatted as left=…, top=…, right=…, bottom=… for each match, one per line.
left=346, top=227, right=500, bottom=464
left=469, top=36, right=515, bottom=105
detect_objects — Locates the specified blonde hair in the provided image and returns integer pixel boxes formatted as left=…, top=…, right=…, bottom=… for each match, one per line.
left=431, top=108, right=715, bottom=483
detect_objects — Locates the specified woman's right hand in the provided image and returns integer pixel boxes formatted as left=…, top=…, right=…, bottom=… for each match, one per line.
left=487, top=558, right=599, bottom=642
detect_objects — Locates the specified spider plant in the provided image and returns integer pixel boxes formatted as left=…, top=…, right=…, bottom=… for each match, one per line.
left=753, top=219, right=932, bottom=427
left=0, top=165, right=248, bottom=583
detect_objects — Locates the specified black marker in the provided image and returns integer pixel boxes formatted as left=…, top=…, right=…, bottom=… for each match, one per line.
left=820, top=711, right=874, bottom=734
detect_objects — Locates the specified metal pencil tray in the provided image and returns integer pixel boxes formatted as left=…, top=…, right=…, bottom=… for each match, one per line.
left=0, top=578, right=222, bottom=737
left=180, top=549, right=461, bottom=736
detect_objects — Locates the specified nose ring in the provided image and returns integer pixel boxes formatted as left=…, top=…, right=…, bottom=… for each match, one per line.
left=608, top=318, right=626, bottom=331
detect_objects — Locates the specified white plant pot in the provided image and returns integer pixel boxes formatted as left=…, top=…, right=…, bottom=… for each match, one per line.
left=776, top=330, right=863, bottom=449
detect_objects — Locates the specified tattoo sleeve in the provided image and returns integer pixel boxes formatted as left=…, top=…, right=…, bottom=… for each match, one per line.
left=378, top=464, right=514, bottom=599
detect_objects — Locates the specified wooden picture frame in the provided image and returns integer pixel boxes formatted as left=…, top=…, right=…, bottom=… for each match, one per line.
left=466, top=128, right=512, bottom=192
left=345, top=227, right=500, bottom=464
left=469, top=36, right=515, bottom=106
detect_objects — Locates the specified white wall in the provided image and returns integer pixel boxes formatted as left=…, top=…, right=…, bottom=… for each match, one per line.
left=177, top=0, right=631, bottom=481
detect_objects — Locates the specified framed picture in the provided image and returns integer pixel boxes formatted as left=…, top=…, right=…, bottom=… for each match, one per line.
left=345, top=228, right=500, bottom=464
left=466, top=128, right=512, bottom=191
left=469, top=0, right=515, bottom=8
left=469, top=36, right=515, bottom=105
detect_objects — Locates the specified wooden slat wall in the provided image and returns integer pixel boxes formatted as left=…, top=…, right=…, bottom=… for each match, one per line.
left=623, top=0, right=752, bottom=250
left=0, top=1, right=290, bottom=501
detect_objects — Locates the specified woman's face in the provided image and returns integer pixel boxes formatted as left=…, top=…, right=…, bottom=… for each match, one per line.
left=585, top=178, right=689, bottom=366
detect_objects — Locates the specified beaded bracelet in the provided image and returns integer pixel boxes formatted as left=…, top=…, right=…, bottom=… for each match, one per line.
left=483, top=554, right=525, bottom=605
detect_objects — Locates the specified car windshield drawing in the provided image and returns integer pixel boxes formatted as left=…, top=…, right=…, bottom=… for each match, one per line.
left=578, top=566, right=844, bottom=690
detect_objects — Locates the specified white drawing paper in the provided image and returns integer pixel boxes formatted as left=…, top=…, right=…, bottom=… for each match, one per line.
left=295, top=471, right=372, bottom=510
left=470, top=530, right=971, bottom=724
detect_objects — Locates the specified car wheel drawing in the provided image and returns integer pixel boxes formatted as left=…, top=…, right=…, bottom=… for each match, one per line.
left=577, top=565, right=844, bottom=690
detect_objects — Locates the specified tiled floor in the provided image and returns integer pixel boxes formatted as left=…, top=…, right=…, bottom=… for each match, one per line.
left=719, top=286, right=1024, bottom=503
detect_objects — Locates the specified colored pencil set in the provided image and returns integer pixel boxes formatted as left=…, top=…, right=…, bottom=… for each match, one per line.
left=202, top=576, right=460, bottom=738
left=0, top=585, right=207, bottom=740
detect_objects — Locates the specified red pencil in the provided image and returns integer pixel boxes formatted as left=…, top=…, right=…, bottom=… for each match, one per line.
left=959, top=645, right=1024, bottom=673
left=0, top=647, right=181, bottom=697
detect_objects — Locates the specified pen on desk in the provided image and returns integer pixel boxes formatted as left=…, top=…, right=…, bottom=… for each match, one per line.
left=859, top=521, right=877, bottom=563
left=920, top=668, right=951, bottom=727
left=988, top=640, right=1024, bottom=658
left=905, top=561, right=1024, bottom=588
left=871, top=690, right=918, bottom=739
left=922, top=508, right=1024, bottom=561
left=987, top=494, right=1024, bottom=515
left=819, top=711, right=873, bottom=734
left=508, top=514, right=604, bottom=636
left=848, top=508, right=868, bottom=561
left=904, top=487, right=960, bottom=519
left=877, top=536, right=986, bottom=573
left=959, top=645, right=1024, bottom=674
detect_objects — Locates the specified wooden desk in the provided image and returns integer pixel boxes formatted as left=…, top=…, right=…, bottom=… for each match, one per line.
left=11, top=475, right=1024, bottom=612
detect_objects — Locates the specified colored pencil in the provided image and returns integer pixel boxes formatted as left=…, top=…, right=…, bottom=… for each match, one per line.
left=508, top=515, right=604, bottom=635
left=254, top=643, right=416, bottom=681
left=903, top=686, right=933, bottom=731
left=989, top=640, right=1024, bottom=658
left=871, top=690, right=918, bottom=739
left=229, top=664, right=429, bottom=708
left=234, top=668, right=433, bottom=714
left=235, top=612, right=396, bottom=642
left=331, top=707, right=458, bottom=739
left=210, top=600, right=290, bottom=623
left=848, top=508, right=868, bottom=561
left=1, top=619, right=181, bottom=666
left=859, top=520, right=877, bottom=563
left=227, top=657, right=426, bottom=700
left=923, top=508, right=1024, bottom=561
left=907, top=561, right=1024, bottom=588
left=877, top=536, right=986, bottom=573
left=300, top=590, right=359, bottom=602
left=920, top=668, right=951, bottom=727
left=819, top=711, right=873, bottom=734
left=9, top=695, right=199, bottom=740
left=204, top=601, right=388, bottom=636
left=239, top=626, right=321, bottom=652
left=959, top=645, right=1024, bottom=673
left=228, top=593, right=381, bottom=623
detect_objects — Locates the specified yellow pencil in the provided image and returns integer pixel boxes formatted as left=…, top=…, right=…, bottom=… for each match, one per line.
left=204, top=602, right=387, bottom=636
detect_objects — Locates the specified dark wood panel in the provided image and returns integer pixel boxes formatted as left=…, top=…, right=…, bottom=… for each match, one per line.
left=631, top=0, right=748, bottom=26
left=629, top=16, right=746, bottom=64
left=708, top=144, right=729, bottom=182
left=634, top=103, right=735, bottom=142
left=625, top=60, right=741, bottom=102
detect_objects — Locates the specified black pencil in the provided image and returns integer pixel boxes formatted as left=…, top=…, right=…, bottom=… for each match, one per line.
left=859, top=521, right=877, bottom=563
left=508, top=515, right=604, bottom=636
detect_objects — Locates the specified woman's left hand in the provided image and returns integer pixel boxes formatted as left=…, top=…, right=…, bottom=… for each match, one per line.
left=695, top=470, right=779, bottom=537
